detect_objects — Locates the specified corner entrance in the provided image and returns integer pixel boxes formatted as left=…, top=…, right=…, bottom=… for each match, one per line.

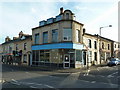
left=63, top=54, right=70, bottom=68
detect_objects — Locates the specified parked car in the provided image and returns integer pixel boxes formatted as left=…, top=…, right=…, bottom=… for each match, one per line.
left=107, top=58, right=120, bottom=66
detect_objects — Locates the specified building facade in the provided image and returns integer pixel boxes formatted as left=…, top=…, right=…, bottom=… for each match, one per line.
left=1, top=8, right=120, bottom=69
left=113, top=41, right=120, bottom=59
left=83, top=33, right=99, bottom=66
left=1, top=31, right=32, bottom=66
left=32, top=8, right=85, bottom=68
left=83, top=33, right=113, bottom=66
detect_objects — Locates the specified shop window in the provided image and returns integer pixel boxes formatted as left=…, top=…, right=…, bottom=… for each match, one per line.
left=76, top=50, right=82, bottom=62
left=40, top=50, right=50, bottom=63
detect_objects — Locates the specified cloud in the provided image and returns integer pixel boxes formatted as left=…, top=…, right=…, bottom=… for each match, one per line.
left=75, top=6, right=88, bottom=10
left=86, top=4, right=118, bottom=26
left=31, top=8, right=37, bottom=13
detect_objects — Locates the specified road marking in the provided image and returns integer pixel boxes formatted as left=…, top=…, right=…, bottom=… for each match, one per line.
left=10, top=82, right=20, bottom=85
left=25, top=72, right=29, bottom=73
left=30, top=86, right=38, bottom=88
left=18, top=81, right=55, bottom=89
left=44, top=84, right=54, bottom=88
left=91, top=81, right=96, bottom=83
left=84, top=69, right=90, bottom=76
left=11, top=79, right=18, bottom=83
left=107, top=72, right=118, bottom=78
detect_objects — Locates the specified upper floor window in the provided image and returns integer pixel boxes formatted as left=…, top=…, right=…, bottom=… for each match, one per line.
left=88, top=39, right=92, bottom=48
left=24, top=43, right=27, bottom=50
left=43, top=31, right=48, bottom=43
left=94, top=41, right=97, bottom=49
left=52, top=29, right=58, bottom=42
left=118, top=44, right=120, bottom=48
left=56, top=15, right=62, bottom=21
left=94, top=52, right=97, bottom=61
left=115, top=44, right=116, bottom=48
left=34, top=33, right=39, bottom=44
left=76, top=30, right=80, bottom=42
left=102, top=42, right=104, bottom=49
left=47, top=18, right=54, bottom=24
left=108, top=44, right=110, bottom=50
left=39, top=21, right=46, bottom=26
left=66, top=13, right=69, bottom=19
left=16, top=44, right=18, bottom=51
left=9, top=46, right=12, bottom=53
left=63, top=28, right=72, bottom=41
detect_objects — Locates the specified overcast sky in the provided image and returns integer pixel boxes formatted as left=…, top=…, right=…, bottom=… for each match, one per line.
left=0, top=0, right=119, bottom=44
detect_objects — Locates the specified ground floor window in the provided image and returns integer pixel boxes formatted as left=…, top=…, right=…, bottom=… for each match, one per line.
left=101, top=52, right=105, bottom=60
left=76, top=50, right=82, bottom=62
left=23, top=54, right=27, bottom=63
left=88, top=51, right=92, bottom=63
left=106, top=52, right=110, bottom=59
left=94, top=52, right=97, bottom=61
left=32, top=49, right=84, bottom=68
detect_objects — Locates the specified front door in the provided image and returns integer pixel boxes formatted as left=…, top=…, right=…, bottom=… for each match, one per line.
left=64, top=54, right=70, bottom=68
left=83, top=51, right=86, bottom=65
left=28, top=54, right=30, bottom=66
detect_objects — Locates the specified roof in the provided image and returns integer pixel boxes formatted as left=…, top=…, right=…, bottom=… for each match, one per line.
left=2, top=35, right=32, bottom=45
left=32, top=20, right=84, bottom=30
left=84, top=33, right=114, bottom=42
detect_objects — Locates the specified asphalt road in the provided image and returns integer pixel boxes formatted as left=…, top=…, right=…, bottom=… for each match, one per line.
left=1, top=62, right=120, bottom=89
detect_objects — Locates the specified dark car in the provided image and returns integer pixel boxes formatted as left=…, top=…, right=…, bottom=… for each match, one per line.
left=107, top=58, right=120, bottom=66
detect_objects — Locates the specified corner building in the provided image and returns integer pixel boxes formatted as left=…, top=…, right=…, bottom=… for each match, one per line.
left=32, top=8, right=85, bottom=68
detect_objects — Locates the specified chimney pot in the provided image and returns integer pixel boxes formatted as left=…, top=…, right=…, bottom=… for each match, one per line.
left=60, top=7, right=63, bottom=14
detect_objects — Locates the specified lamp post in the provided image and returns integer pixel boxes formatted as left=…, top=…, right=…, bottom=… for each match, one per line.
left=99, top=25, right=112, bottom=64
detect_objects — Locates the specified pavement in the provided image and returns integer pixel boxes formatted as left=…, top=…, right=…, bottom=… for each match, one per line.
left=2, top=62, right=120, bottom=89
left=2, top=62, right=107, bottom=73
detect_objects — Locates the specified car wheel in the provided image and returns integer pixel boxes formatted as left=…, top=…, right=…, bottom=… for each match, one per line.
left=115, top=62, right=118, bottom=65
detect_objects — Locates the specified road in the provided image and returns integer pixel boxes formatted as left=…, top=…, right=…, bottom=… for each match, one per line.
left=1, top=62, right=120, bottom=89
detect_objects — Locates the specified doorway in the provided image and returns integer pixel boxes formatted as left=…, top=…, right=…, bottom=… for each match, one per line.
left=83, top=51, right=87, bottom=65
left=63, top=54, right=70, bottom=68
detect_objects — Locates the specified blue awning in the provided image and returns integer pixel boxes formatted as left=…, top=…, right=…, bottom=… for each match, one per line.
left=32, top=42, right=83, bottom=50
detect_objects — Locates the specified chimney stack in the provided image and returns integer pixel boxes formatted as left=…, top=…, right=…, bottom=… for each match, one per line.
left=60, top=7, right=64, bottom=14
left=5, top=36, right=11, bottom=42
left=19, top=31, right=23, bottom=38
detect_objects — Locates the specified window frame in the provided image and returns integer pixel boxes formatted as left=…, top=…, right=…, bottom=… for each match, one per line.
left=34, top=33, right=39, bottom=44
left=43, top=31, right=48, bottom=44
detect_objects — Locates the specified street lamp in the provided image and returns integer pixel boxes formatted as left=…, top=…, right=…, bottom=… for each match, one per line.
left=99, top=25, right=112, bottom=36
left=99, top=25, right=112, bottom=64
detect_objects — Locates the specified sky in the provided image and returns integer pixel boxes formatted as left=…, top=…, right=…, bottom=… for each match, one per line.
left=0, top=0, right=119, bottom=44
